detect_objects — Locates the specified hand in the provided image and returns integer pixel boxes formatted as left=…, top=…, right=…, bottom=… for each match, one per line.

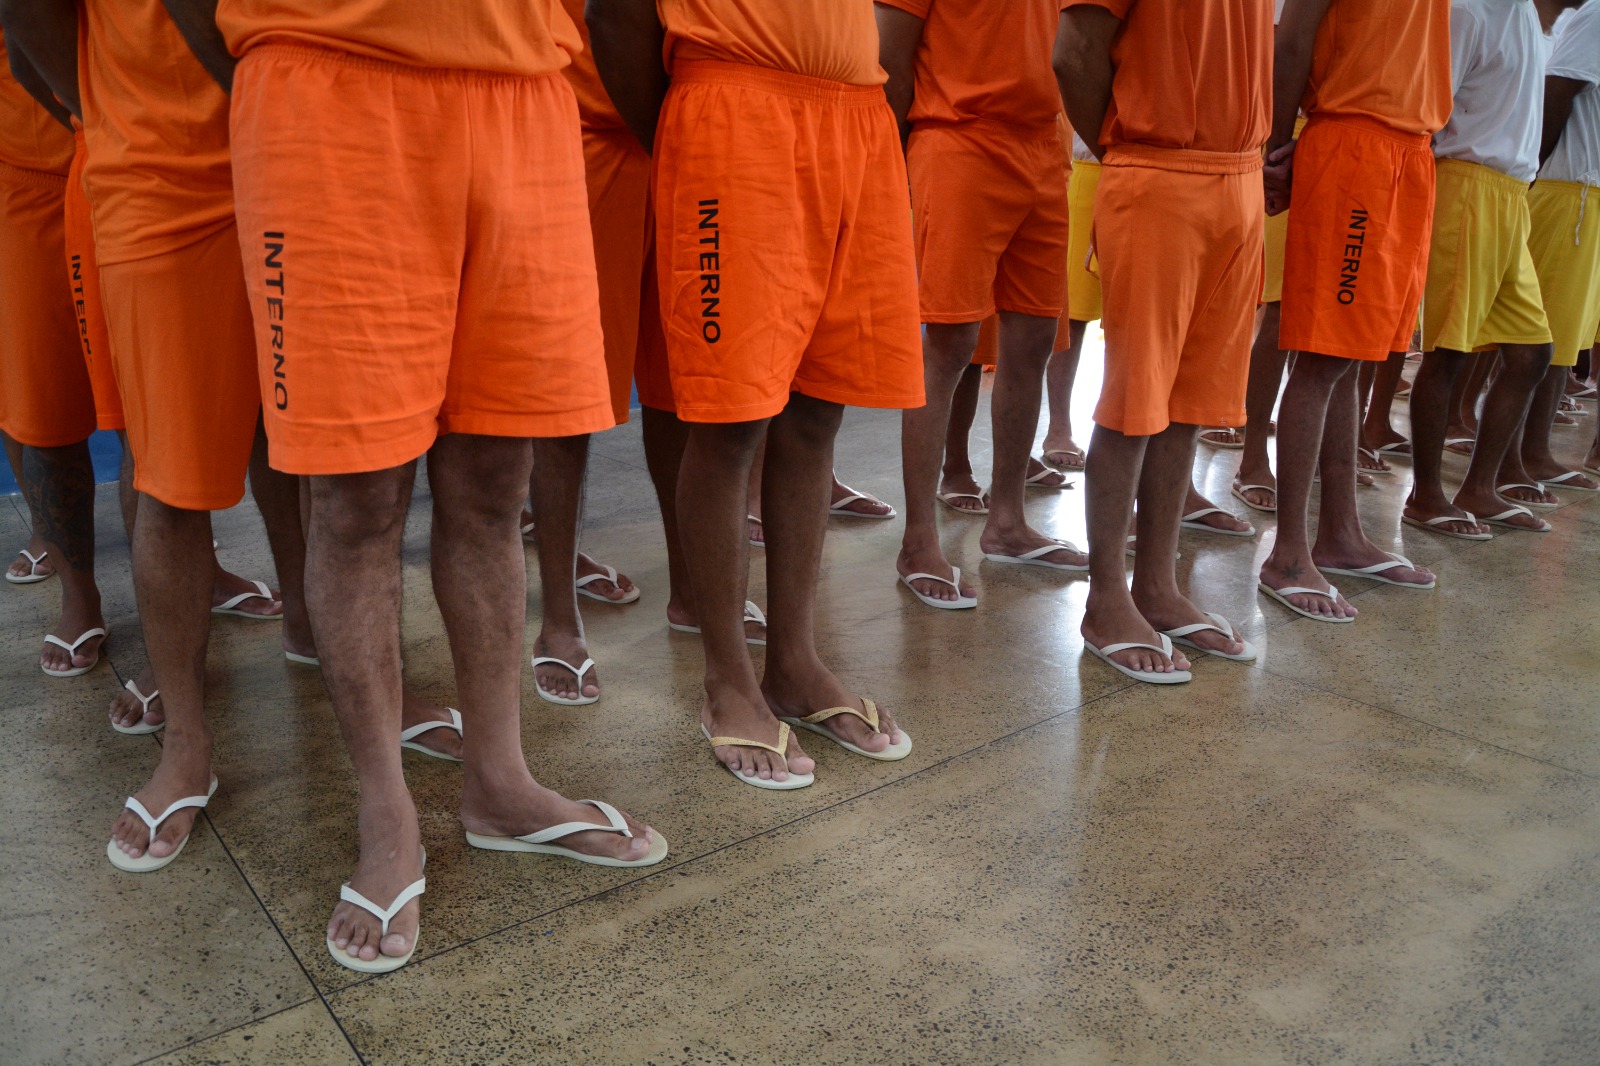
left=1262, top=139, right=1297, bottom=216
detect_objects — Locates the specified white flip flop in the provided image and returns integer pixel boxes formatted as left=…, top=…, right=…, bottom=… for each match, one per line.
left=211, top=579, right=280, bottom=619
left=400, top=708, right=463, bottom=762
left=779, top=698, right=912, bottom=761
left=107, top=775, right=218, bottom=873
left=1443, top=436, right=1477, bottom=455
left=531, top=656, right=599, bottom=706
left=1541, top=470, right=1599, bottom=492
left=899, top=568, right=977, bottom=609
left=1479, top=505, right=1550, bottom=532
left=1496, top=483, right=1558, bottom=510
left=1319, top=553, right=1436, bottom=589
left=466, top=798, right=669, bottom=867
left=42, top=627, right=107, bottom=678
left=285, top=650, right=321, bottom=666
left=1162, top=612, right=1256, bottom=662
left=1180, top=507, right=1256, bottom=537
left=1083, top=632, right=1192, bottom=685
left=576, top=564, right=640, bottom=605
left=1401, top=512, right=1491, bottom=541
left=1258, top=580, right=1354, bottom=623
left=667, top=600, right=768, bottom=644
left=1231, top=483, right=1277, bottom=514
left=1376, top=441, right=1413, bottom=461
left=1025, top=467, right=1073, bottom=490
left=327, top=867, right=426, bottom=974
left=983, top=542, right=1088, bottom=571
left=701, top=722, right=814, bottom=790
left=747, top=514, right=764, bottom=548
left=6, top=548, right=52, bottom=584
left=829, top=492, right=897, bottom=518
left=1198, top=429, right=1246, bottom=450
left=936, top=491, right=988, bottom=515
left=112, top=679, right=163, bottom=735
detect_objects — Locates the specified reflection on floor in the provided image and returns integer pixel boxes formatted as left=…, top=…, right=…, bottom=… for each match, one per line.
left=2, top=357, right=1597, bottom=1065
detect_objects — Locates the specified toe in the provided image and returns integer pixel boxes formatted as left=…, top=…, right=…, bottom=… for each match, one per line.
left=379, top=932, right=410, bottom=959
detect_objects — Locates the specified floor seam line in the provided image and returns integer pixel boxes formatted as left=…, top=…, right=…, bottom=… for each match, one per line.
left=126, top=996, right=323, bottom=1066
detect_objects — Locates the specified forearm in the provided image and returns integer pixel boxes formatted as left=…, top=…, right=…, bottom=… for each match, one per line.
left=161, top=0, right=235, bottom=93
left=0, top=0, right=81, bottom=119
left=6, top=41, right=72, bottom=128
left=1269, top=34, right=1314, bottom=151
left=586, top=0, right=668, bottom=154
left=1541, top=78, right=1583, bottom=164
left=874, top=4, right=923, bottom=151
left=1054, top=12, right=1116, bottom=161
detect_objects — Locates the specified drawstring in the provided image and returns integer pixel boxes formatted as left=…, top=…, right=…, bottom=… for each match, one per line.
left=1577, top=170, right=1598, bottom=246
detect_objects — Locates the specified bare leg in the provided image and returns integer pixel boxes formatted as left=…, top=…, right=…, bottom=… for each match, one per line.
left=979, top=311, right=1085, bottom=565
left=21, top=440, right=106, bottom=674
left=107, top=497, right=215, bottom=861
left=761, top=395, right=904, bottom=752
left=246, top=419, right=314, bottom=657
left=3, top=430, right=55, bottom=582
left=1236, top=301, right=1289, bottom=509
left=745, top=434, right=767, bottom=546
left=1129, top=424, right=1245, bottom=655
left=1360, top=351, right=1409, bottom=453
left=1041, top=320, right=1088, bottom=468
left=1510, top=363, right=1596, bottom=491
left=680, top=413, right=814, bottom=781
left=1406, top=349, right=1486, bottom=535
left=939, top=364, right=986, bottom=509
left=1453, top=342, right=1553, bottom=529
left=1258, top=352, right=1359, bottom=618
left=898, top=321, right=982, bottom=603
left=1079, top=425, right=1191, bottom=674
left=530, top=435, right=599, bottom=702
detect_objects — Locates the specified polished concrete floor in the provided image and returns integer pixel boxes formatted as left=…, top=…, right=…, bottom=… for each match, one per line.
left=2, top=353, right=1598, bottom=1065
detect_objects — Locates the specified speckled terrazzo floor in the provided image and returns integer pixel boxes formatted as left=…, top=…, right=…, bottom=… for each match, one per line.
left=2, top=345, right=1597, bottom=1065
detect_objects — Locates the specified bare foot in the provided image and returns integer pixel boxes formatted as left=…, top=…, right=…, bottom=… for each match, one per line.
left=747, top=514, right=765, bottom=547
left=575, top=552, right=638, bottom=604
left=1198, top=427, right=1244, bottom=448
left=830, top=478, right=895, bottom=516
left=1041, top=439, right=1085, bottom=471
left=1081, top=597, right=1191, bottom=675
left=212, top=566, right=283, bottom=619
left=109, top=736, right=213, bottom=863
left=937, top=470, right=988, bottom=513
left=1133, top=590, right=1246, bottom=657
left=1258, top=556, right=1358, bottom=620
left=40, top=604, right=108, bottom=675
left=763, top=655, right=906, bottom=756
left=1497, top=482, right=1559, bottom=508
left=1025, top=457, right=1071, bottom=489
left=1312, top=538, right=1435, bottom=588
left=327, top=802, right=424, bottom=967
left=1232, top=469, right=1278, bottom=512
left=702, top=687, right=815, bottom=783
left=110, top=669, right=164, bottom=731
left=6, top=534, right=54, bottom=582
left=896, top=544, right=976, bottom=604
left=978, top=524, right=1087, bottom=569
left=532, top=632, right=600, bottom=703
left=1455, top=488, right=1548, bottom=531
left=461, top=772, right=658, bottom=862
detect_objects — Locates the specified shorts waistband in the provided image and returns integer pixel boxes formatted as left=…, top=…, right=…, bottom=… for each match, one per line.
left=1436, top=157, right=1531, bottom=193
left=669, top=60, right=886, bottom=106
left=0, top=158, right=68, bottom=191
left=241, top=42, right=562, bottom=84
left=1531, top=177, right=1600, bottom=195
left=1102, top=144, right=1261, bottom=176
left=1303, top=113, right=1431, bottom=150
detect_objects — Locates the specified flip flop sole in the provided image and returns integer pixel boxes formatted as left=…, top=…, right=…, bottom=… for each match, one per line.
left=1318, top=567, right=1437, bottom=590
left=829, top=506, right=898, bottom=518
left=1257, top=582, right=1355, bottom=623
left=107, top=833, right=191, bottom=873
left=111, top=717, right=164, bottom=736
left=5, top=571, right=52, bottom=584
left=982, top=552, right=1088, bottom=572
left=1180, top=521, right=1257, bottom=537
left=899, top=576, right=977, bottom=609
left=1400, top=514, right=1491, bottom=541
left=401, top=740, right=463, bottom=763
left=576, top=586, right=642, bottom=604
left=465, top=830, right=670, bottom=867
left=1168, top=635, right=1258, bottom=662
left=210, top=607, right=284, bottom=620
left=781, top=717, right=913, bottom=761
left=327, top=937, right=416, bottom=975
left=1083, top=642, right=1192, bottom=684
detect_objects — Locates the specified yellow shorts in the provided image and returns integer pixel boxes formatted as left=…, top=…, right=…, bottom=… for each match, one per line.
left=1260, top=118, right=1304, bottom=305
left=1066, top=158, right=1101, bottom=323
left=1526, top=180, right=1600, bottom=368
left=1422, top=159, right=1551, bottom=354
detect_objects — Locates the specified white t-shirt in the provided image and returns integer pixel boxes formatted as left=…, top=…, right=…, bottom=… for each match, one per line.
left=1434, top=0, right=1546, bottom=182
left=1071, top=131, right=1096, bottom=163
left=1542, top=3, right=1600, bottom=185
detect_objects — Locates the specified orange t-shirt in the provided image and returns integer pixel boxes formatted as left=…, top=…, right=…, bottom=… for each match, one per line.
left=78, top=0, right=235, bottom=266
left=217, top=0, right=581, bottom=76
left=0, top=32, right=74, bottom=174
left=876, top=0, right=1063, bottom=132
left=1062, top=0, right=1271, bottom=156
left=1302, top=0, right=1452, bottom=137
left=657, top=0, right=886, bottom=86
left=558, top=0, right=626, bottom=130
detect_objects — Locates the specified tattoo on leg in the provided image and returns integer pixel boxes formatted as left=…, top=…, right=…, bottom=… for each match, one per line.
left=21, top=444, right=96, bottom=573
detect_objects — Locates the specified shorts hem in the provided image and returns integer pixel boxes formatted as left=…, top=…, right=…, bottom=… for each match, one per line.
left=131, top=474, right=246, bottom=513
left=268, top=433, right=435, bottom=477
left=0, top=424, right=96, bottom=449
left=1424, top=333, right=1553, bottom=353
left=794, top=383, right=925, bottom=412
left=994, top=302, right=1065, bottom=320
left=439, top=406, right=617, bottom=440
left=1065, top=305, right=1102, bottom=324
left=921, top=310, right=993, bottom=326
left=1277, top=335, right=1394, bottom=362
left=96, top=417, right=127, bottom=433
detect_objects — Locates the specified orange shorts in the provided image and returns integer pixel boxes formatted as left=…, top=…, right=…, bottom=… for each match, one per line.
left=63, top=134, right=124, bottom=432
left=1279, top=115, right=1435, bottom=361
left=1094, top=147, right=1264, bottom=436
left=98, top=224, right=260, bottom=510
left=0, top=160, right=97, bottom=449
left=910, top=123, right=1069, bottom=324
left=230, top=45, right=613, bottom=475
left=653, top=60, right=923, bottom=423
left=582, top=126, right=671, bottom=417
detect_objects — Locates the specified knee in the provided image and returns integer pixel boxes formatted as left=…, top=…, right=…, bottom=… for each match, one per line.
left=310, top=471, right=411, bottom=543
left=1499, top=347, right=1553, bottom=389
left=776, top=395, right=844, bottom=446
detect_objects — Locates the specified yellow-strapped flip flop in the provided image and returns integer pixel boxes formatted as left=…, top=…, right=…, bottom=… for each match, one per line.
left=701, top=721, right=814, bottom=790
left=779, top=699, right=912, bottom=762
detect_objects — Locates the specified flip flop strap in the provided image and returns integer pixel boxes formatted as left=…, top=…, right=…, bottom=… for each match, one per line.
left=515, top=798, right=631, bottom=844
left=125, top=679, right=159, bottom=710
left=1182, top=507, right=1227, bottom=522
left=44, top=627, right=106, bottom=655
left=1017, top=543, right=1076, bottom=562
left=832, top=493, right=868, bottom=509
left=1235, top=484, right=1275, bottom=495
left=19, top=548, right=46, bottom=569
left=904, top=570, right=960, bottom=592
left=531, top=657, right=595, bottom=681
left=216, top=580, right=273, bottom=611
left=1356, top=556, right=1414, bottom=574
left=1486, top=505, right=1533, bottom=521
left=800, top=698, right=880, bottom=734
left=124, top=781, right=214, bottom=835
left=743, top=601, right=767, bottom=625
left=706, top=721, right=792, bottom=770
left=1274, top=585, right=1340, bottom=600
left=340, top=877, right=426, bottom=936
left=1425, top=512, right=1477, bottom=527
left=575, top=566, right=620, bottom=588
left=399, top=707, right=463, bottom=743
left=1099, top=633, right=1174, bottom=657
left=1498, top=483, right=1544, bottom=494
